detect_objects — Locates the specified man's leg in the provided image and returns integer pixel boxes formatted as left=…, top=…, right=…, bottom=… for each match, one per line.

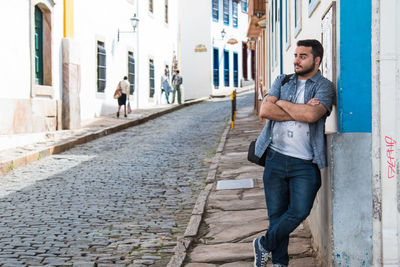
left=177, top=86, right=181, bottom=104
left=171, top=85, right=177, bottom=103
left=260, top=149, right=290, bottom=264
left=165, top=91, right=170, bottom=104
left=263, top=153, right=321, bottom=265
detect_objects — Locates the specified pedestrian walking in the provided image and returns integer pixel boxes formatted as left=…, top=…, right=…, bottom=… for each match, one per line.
left=171, top=70, right=183, bottom=104
left=161, top=69, right=172, bottom=104
left=252, top=39, right=335, bottom=267
left=116, top=76, right=130, bottom=118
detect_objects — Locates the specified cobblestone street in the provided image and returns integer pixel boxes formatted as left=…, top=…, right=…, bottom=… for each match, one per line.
left=0, top=94, right=253, bottom=267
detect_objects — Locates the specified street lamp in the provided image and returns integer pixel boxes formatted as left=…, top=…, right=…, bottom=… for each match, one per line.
left=221, top=28, right=226, bottom=39
left=118, top=13, right=139, bottom=41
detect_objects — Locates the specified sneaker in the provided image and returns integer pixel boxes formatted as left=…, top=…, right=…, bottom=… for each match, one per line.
left=272, top=264, right=287, bottom=267
left=124, top=114, right=127, bottom=117
left=117, top=112, right=119, bottom=118
left=253, top=238, right=271, bottom=267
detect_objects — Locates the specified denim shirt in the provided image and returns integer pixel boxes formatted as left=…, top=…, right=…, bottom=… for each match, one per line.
left=255, top=71, right=335, bottom=169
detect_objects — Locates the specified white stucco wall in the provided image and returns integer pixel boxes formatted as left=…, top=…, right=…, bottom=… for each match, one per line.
left=180, top=0, right=249, bottom=100
left=211, top=0, right=249, bottom=96
left=0, top=0, right=63, bottom=100
left=74, top=0, right=179, bottom=118
left=74, top=0, right=136, bottom=119
left=0, top=1, right=31, bottom=99
left=136, top=0, right=179, bottom=108
left=180, top=0, right=212, bottom=100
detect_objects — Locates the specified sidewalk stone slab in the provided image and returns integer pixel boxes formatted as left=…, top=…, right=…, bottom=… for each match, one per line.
left=204, top=220, right=268, bottom=244
left=220, top=262, right=252, bottom=267
left=205, top=209, right=267, bottom=225
left=189, top=243, right=253, bottom=263
left=287, top=257, right=318, bottom=266
left=186, top=264, right=217, bottom=267
left=208, top=198, right=266, bottom=211
left=216, top=179, right=254, bottom=190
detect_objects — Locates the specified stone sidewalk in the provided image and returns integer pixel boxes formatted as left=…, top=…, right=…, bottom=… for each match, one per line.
left=169, top=106, right=319, bottom=267
left=0, top=100, right=205, bottom=178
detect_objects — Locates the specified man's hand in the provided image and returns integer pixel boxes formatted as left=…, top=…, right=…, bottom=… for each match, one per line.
left=259, top=95, right=294, bottom=121
left=307, top=98, right=320, bottom=106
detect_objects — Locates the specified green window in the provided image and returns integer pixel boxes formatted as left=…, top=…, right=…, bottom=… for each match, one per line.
left=128, top=52, right=135, bottom=94
left=34, top=6, right=44, bottom=85
left=149, top=59, right=155, bottom=97
left=97, top=41, right=106, bottom=92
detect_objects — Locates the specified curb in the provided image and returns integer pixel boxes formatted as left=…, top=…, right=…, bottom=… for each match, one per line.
left=0, top=99, right=205, bottom=177
left=167, top=123, right=231, bottom=267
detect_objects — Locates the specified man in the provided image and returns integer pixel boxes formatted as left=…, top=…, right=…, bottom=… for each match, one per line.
left=171, top=70, right=183, bottom=104
left=253, top=39, right=335, bottom=267
left=161, top=69, right=172, bottom=104
left=116, top=76, right=130, bottom=118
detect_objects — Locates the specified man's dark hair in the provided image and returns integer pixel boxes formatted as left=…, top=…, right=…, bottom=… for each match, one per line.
left=176, top=70, right=180, bottom=74
left=297, top=39, right=324, bottom=62
left=124, top=76, right=128, bottom=80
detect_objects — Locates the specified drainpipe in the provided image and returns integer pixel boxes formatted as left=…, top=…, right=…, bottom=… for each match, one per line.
left=371, top=0, right=382, bottom=265
left=135, top=0, right=140, bottom=109
left=279, top=0, right=283, bottom=74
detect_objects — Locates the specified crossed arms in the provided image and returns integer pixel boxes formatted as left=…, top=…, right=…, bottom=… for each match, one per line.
left=259, top=95, right=328, bottom=123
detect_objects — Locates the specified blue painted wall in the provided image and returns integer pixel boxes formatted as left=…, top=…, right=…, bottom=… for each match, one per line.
left=337, top=0, right=371, bottom=133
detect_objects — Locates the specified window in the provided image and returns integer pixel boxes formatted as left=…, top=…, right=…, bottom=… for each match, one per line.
left=224, top=50, right=229, bottom=86
left=34, top=5, right=44, bottom=85
left=232, top=1, right=238, bottom=27
left=149, top=59, right=154, bottom=97
left=233, top=52, right=238, bottom=87
left=149, top=0, right=153, bottom=13
left=97, top=41, right=106, bottom=92
left=223, top=0, right=229, bottom=25
left=308, top=0, right=320, bottom=16
left=241, top=0, right=248, bottom=13
left=212, top=0, right=219, bottom=21
left=31, top=2, right=54, bottom=97
left=213, top=48, right=219, bottom=87
left=242, top=42, right=248, bottom=80
left=128, top=52, right=135, bottom=94
left=165, top=0, right=168, bottom=23
left=285, top=0, right=291, bottom=49
left=294, top=0, right=302, bottom=36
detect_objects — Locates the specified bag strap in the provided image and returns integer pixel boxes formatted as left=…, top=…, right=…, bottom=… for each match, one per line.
left=281, top=74, right=293, bottom=86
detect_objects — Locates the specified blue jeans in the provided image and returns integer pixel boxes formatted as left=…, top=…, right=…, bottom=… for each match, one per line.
left=260, top=148, right=321, bottom=265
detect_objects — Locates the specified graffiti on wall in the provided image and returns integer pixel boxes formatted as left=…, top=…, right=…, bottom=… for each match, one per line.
left=385, top=136, right=397, bottom=179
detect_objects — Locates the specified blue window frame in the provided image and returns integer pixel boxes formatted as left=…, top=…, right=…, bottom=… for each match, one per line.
left=285, top=0, right=290, bottom=48
left=241, top=0, right=247, bottom=13
left=213, top=48, right=219, bottom=87
left=212, top=0, right=219, bottom=21
left=233, top=52, right=238, bottom=87
left=294, top=0, right=302, bottom=36
left=232, top=1, right=238, bottom=27
left=308, top=0, right=320, bottom=16
left=223, top=0, right=229, bottom=25
left=224, top=49, right=229, bottom=86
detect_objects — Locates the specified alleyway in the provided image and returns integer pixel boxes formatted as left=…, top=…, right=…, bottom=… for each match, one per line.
left=0, top=94, right=252, bottom=266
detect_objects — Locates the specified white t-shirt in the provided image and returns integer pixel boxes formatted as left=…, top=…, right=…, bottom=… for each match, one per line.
left=119, top=80, right=130, bottom=95
left=270, top=78, right=313, bottom=160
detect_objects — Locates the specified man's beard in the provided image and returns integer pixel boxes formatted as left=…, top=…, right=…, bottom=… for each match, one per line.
left=294, top=60, right=316, bottom=76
